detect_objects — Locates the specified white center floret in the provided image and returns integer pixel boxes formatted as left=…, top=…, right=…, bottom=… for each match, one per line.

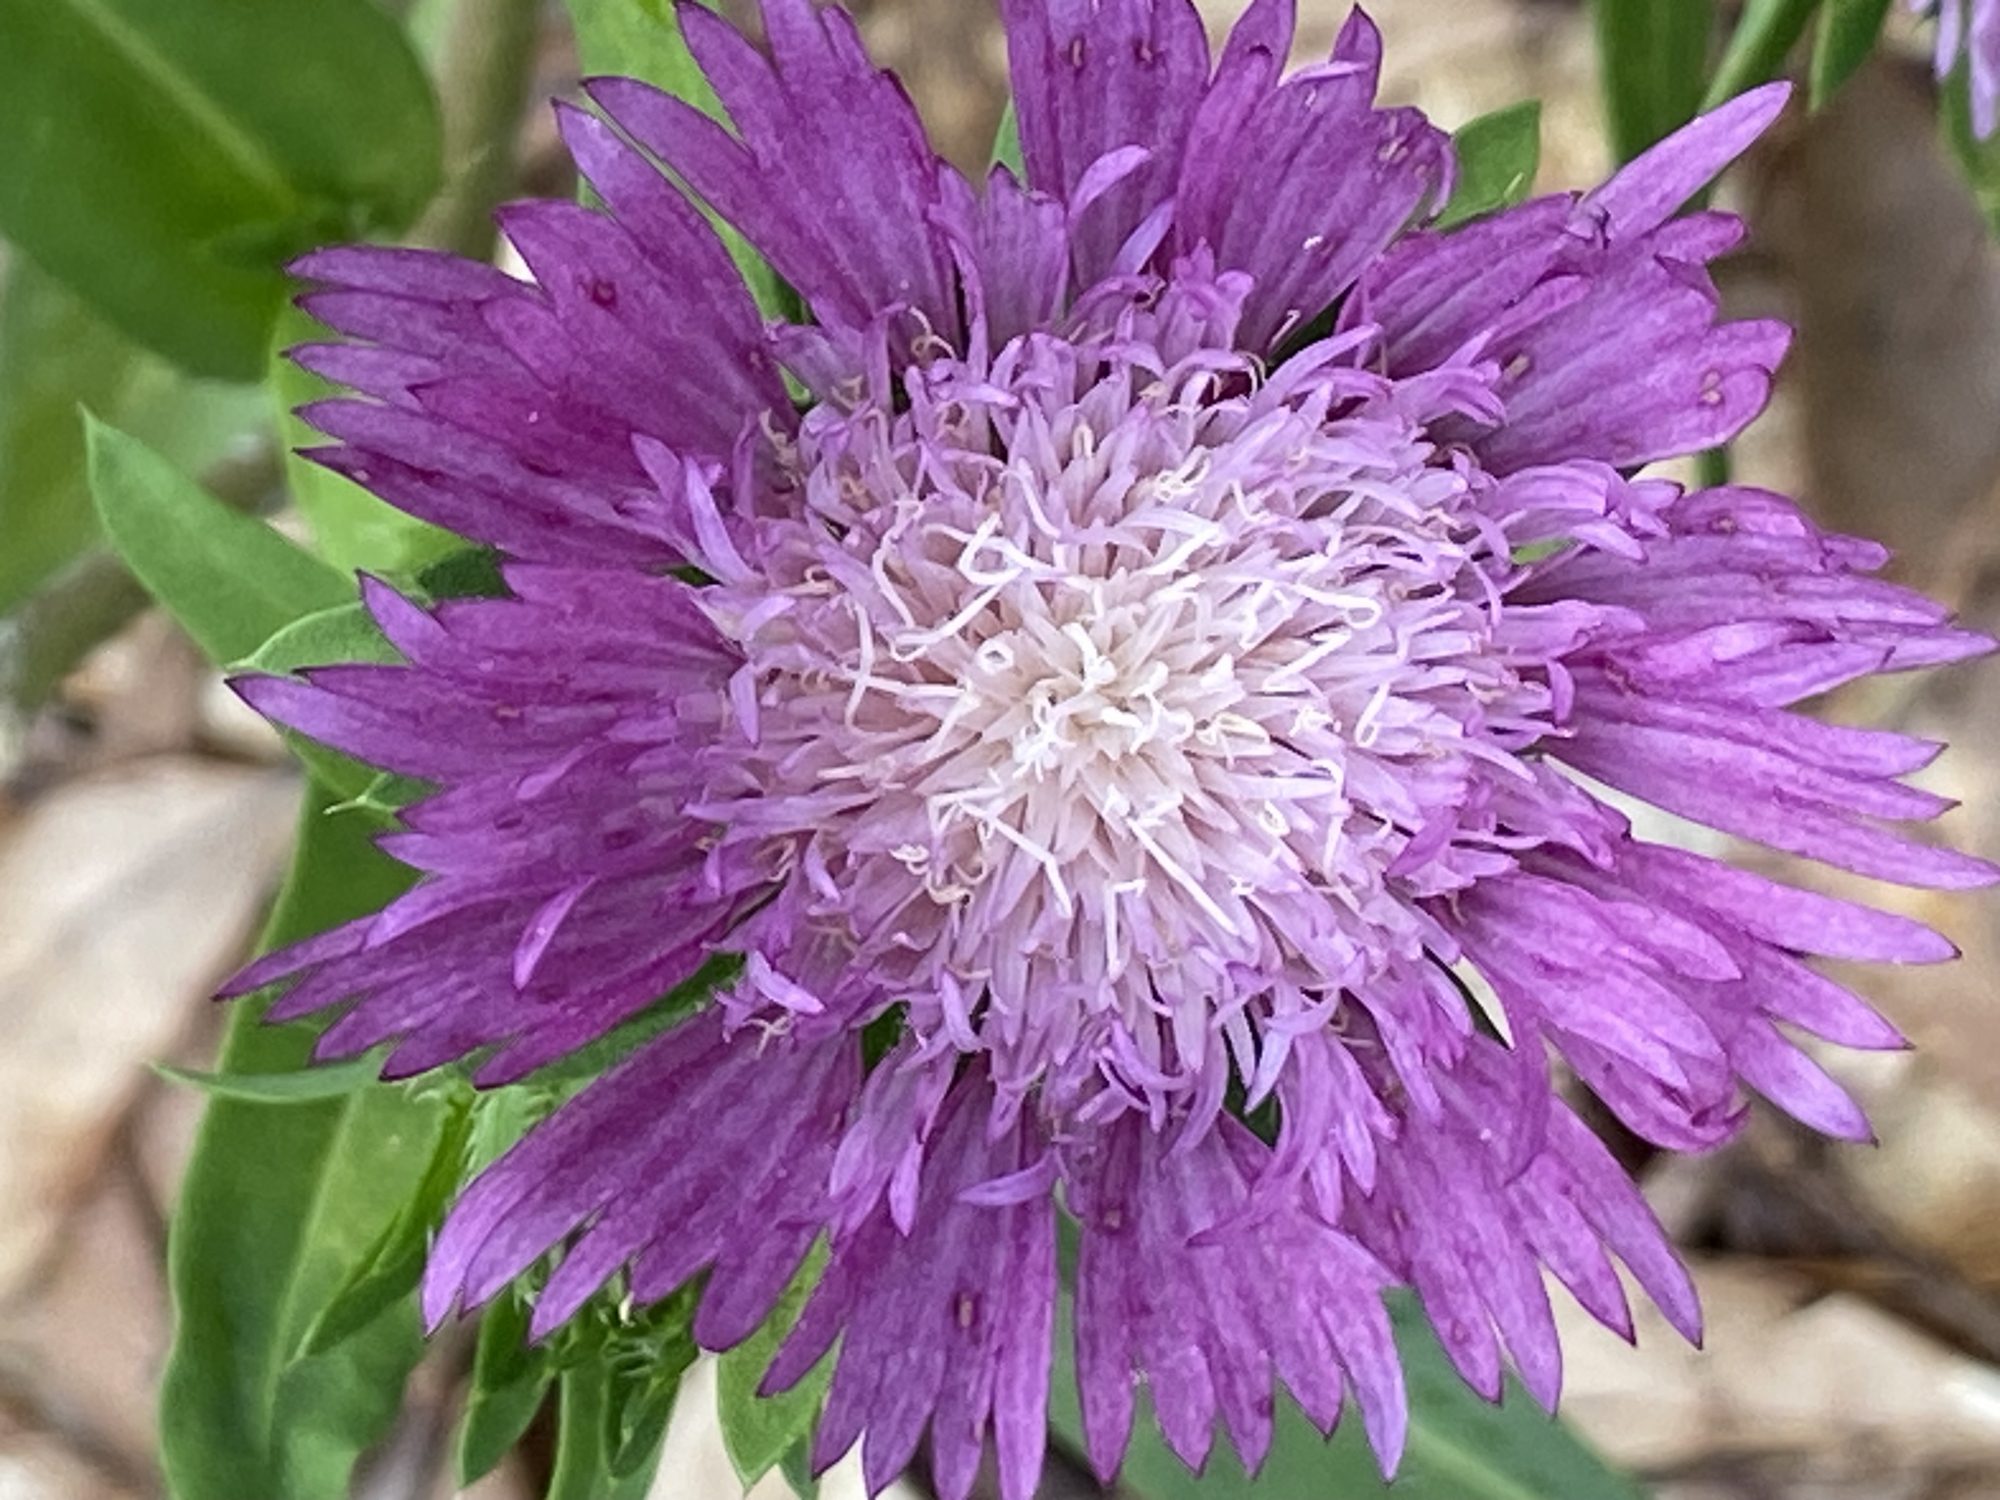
left=699, top=301, right=1543, bottom=1119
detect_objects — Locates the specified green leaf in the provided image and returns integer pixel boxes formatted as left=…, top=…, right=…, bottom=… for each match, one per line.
left=1704, top=0, right=1821, bottom=112
left=1437, top=102, right=1543, bottom=230
left=580, top=1285, right=703, bottom=1488
left=1050, top=1297, right=1643, bottom=1500
left=465, top=1080, right=552, bottom=1175
left=717, top=1240, right=832, bottom=1489
left=154, top=1054, right=383, bottom=1105
left=566, top=0, right=787, bottom=316
left=407, top=0, right=461, bottom=62
left=0, top=257, right=263, bottom=614
left=273, top=304, right=461, bottom=574
left=1590, top=0, right=1716, bottom=161
left=160, top=785, right=428, bottom=1500
left=448, top=1089, right=559, bottom=1483
left=548, top=1363, right=664, bottom=1500
left=1945, top=57, right=2000, bottom=235
left=0, top=0, right=440, bottom=379
left=606, top=1355, right=696, bottom=1481
left=1810, top=0, right=1891, bottom=107
left=239, top=601, right=397, bottom=677
left=780, top=1440, right=820, bottom=1500
left=458, top=1288, right=558, bottom=1486
left=993, top=101, right=1025, bottom=175
left=415, top=543, right=510, bottom=601
left=294, top=1088, right=476, bottom=1358
left=227, top=554, right=510, bottom=688
left=87, top=417, right=350, bottom=666
left=268, top=1027, right=449, bottom=1497
left=266, top=1293, right=427, bottom=1500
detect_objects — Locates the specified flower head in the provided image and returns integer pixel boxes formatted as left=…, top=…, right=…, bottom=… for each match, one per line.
left=232, top=3, right=1993, bottom=1496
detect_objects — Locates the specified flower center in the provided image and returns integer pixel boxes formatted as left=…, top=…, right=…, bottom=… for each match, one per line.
left=700, top=277, right=1541, bottom=1117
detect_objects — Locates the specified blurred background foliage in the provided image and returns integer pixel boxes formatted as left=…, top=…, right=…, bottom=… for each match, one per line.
left=1, top=2, right=1998, bottom=1499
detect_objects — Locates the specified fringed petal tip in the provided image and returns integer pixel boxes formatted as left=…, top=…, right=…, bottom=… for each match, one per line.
left=1923, top=847, right=2000, bottom=890
left=418, top=1268, right=473, bottom=1335
left=411, top=1018, right=859, bottom=1368
left=212, top=956, right=286, bottom=1001
left=224, top=673, right=327, bottom=741
left=225, top=670, right=281, bottom=705
left=285, top=247, right=348, bottom=283
left=1586, top=80, right=1791, bottom=241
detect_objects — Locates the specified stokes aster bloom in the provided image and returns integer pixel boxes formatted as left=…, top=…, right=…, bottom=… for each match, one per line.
left=229, top=2, right=1994, bottom=1494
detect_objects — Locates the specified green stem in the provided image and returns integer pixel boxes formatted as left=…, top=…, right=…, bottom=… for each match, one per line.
left=1693, top=0, right=1814, bottom=487
left=1704, top=0, right=1822, bottom=111
left=413, top=0, right=542, bottom=260
left=1, top=550, right=148, bottom=712
left=1590, top=0, right=1715, bottom=162
left=548, top=1365, right=655, bottom=1500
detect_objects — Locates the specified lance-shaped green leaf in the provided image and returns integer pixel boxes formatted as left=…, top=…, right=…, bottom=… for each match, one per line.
left=121, top=417, right=444, bottom=1499
left=781, top=1440, right=820, bottom=1500
left=458, top=1287, right=559, bottom=1486
left=544, top=1286, right=703, bottom=1500
left=1049, top=1295, right=1644, bottom=1500
left=0, top=0, right=440, bottom=379
left=240, top=604, right=394, bottom=678
left=549, top=1363, right=661, bottom=1500
left=155, top=1054, right=384, bottom=1105
left=606, top=1341, right=700, bottom=1480
left=1811, top=0, right=1892, bottom=107
left=265, top=1065, right=450, bottom=1500
left=160, top=787, right=426, bottom=1500
left=1437, top=102, right=1544, bottom=230
left=1590, top=0, right=1717, bottom=161
left=1704, top=0, right=1821, bottom=111
left=566, top=0, right=788, bottom=317
left=87, top=417, right=350, bottom=665
left=0, top=258, right=263, bottom=615
left=717, top=1240, right=833, bottom=1489
left=293, top=1088, right=477, bottom=1359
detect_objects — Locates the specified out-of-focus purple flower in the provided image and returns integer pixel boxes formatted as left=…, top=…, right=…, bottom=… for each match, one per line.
left=227, top=3, right=1993, bottom=1495
left=1928, top=0, right=2000, bottom=137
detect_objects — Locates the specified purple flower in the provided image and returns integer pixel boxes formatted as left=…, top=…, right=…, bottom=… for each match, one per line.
left=1928, top=0, right=2000, bottom=137
left=228, top=2, right=1993, bottom=1495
